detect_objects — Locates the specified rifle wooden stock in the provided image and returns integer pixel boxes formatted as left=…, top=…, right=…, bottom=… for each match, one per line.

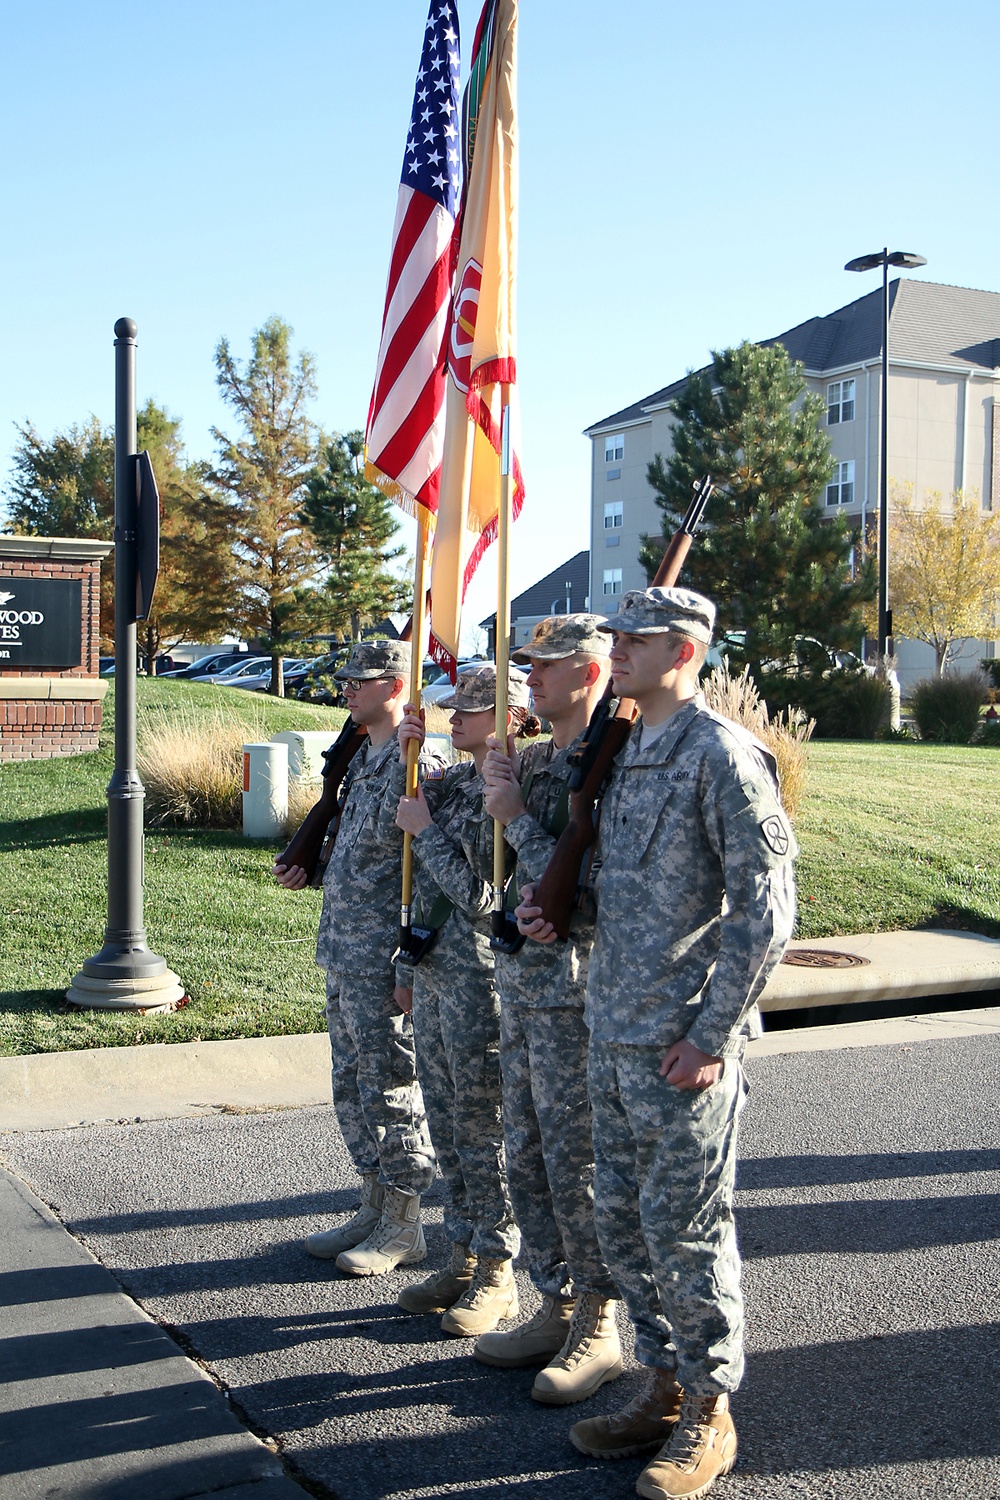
left=530, top=477, right=713, bottom=940
left=277, top=716, right=367, bottom=885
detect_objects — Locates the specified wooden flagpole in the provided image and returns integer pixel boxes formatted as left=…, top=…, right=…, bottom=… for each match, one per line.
left=490, top=387, right=514, bottom=946
left=399, top=511, right=432, bottom=957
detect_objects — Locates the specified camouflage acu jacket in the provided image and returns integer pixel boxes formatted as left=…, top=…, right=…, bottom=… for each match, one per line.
left=315, top=730, right=445, bottom=974
left=588, top=697, right=797, bottom=1055
left=376, top=757, right=494, bottom=982
left=492, top=733, right=595, bottom=1010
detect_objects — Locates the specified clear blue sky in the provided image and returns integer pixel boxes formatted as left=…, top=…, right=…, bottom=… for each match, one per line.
left=2, top=0, right=997, bottom=639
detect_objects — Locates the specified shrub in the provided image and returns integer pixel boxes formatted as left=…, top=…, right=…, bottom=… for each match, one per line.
left=138, top=706, right=250, bottom=827
left=761, top=667, right=891, bottom=740
left=910, top=672, right=986, bottom=745
left=702, top=661, right=814, bottom=820
left=977, top=720, right=1000, bottom=749
left=980, top=659, right=1000, bottom=704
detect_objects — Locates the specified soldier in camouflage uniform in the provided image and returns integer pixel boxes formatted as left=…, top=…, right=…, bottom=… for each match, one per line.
left=554, top=589, right=798, bottom=1500
left=474, top=616, right=622, bottom=1408
left=273, top=641, right=439, bottom=1278
left=374, top=664, right=530, bottom=1337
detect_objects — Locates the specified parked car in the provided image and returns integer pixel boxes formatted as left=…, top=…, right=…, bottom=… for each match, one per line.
left=205, top=656, right=272, bottom=685
left=158, top=652, right=250, bottom=680
left=421, top=659, right=524, bottom=706
left=224, top=659, right=312, bottom=692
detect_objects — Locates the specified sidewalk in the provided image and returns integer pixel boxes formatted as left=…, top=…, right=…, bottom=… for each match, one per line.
left=1, top=929, right=999, bottom=1498
left=3, top=928, right=999, bottom=1132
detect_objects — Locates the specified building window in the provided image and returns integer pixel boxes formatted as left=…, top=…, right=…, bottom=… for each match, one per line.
left=827, top=379, right=855, bottom=424
left=605, top=433, right=624, bottom=462
left=604, top=500, right=623, bottom=529
left=826, top=461, right=855, bottom=506
left=605, top=533, right=620, bottom=547
left=603, top=568, right=622, bottom=595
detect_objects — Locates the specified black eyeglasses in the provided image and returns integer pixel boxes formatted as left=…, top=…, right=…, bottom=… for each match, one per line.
left=344, top=676, right=393, bottom=692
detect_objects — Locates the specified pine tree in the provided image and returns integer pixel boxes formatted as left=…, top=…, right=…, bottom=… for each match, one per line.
left=212, top=318, right=323, bottom=694
left=638, top=341, right=875, bottom=678
left=303, top=431, right=410, bottom=640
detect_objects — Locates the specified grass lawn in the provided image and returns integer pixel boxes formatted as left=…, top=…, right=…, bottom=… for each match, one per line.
left=2, top=681, right=999, bottom=1057
left=1, top=679, right=345, bottom=1058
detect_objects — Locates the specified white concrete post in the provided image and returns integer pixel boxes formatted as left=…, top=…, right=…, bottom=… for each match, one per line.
left=242, top=742, right=288, bottom=837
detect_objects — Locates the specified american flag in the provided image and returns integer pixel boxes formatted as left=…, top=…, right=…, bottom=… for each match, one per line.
left=365, top=2, right=461, bottom=516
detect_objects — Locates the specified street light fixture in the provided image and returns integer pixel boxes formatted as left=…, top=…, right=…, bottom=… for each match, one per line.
left=844, top=249, right=927, bottom=658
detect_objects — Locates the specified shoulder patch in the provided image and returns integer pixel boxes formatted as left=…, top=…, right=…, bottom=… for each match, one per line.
left=760, top=815, right=791, bottom=856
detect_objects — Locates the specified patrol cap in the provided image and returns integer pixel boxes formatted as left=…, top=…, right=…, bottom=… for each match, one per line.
left=512, top=613, right=612, bottom=663
left=437, top=663, right=530, bottom=712
left=333, top=639, right=410, bottom=682
left=598, top=587, right=715, bottom=645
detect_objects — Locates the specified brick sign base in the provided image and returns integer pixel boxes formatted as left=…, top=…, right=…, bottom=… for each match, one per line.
left=0, top=536, right=112, bottom=764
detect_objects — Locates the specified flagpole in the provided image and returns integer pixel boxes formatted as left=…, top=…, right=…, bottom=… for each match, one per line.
left=399, top=511, right=432, bottom=959
left=491, top=386, right=514, bottom=945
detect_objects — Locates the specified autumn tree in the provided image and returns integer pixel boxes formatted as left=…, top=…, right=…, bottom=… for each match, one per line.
left=639, top=341, right=875, bottom=678
left=135, top=405, right=235, bottom=671
left=4, top=418, right=116, bottom=645
left=211, top=317, right=324, bottom=694
left=302, top=431, right=410, bottom=640
left=888, top=484, right=1000, bottom=673
left=3, top=406, right=231, bottom=661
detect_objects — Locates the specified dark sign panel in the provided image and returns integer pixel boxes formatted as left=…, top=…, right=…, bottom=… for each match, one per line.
left=0, top=577, right=82, bottom=669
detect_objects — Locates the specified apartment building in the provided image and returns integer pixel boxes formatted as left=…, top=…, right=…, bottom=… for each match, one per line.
left=585, top=279, right=1000, bottom=684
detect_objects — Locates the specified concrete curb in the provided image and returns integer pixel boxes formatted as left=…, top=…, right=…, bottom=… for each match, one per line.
left=3, top=1006, right=1000, bottom=1134
left=0, top=1033, right=332, bottom=1132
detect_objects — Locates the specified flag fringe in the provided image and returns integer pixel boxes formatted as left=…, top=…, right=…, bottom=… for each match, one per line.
left=364, top=461, right=438, bottom=531
left=428, top=628, right=458, bottom=681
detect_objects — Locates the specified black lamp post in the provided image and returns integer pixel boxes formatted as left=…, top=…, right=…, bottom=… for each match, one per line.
left=844, top=249, right=927, bottom=658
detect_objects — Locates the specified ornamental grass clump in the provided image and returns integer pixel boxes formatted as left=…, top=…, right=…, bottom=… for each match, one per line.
left=702, top=661, right=814, bottom=820
left=138, top=705, right=257, bottom=827
left=910, top=671, right=987, bottom=745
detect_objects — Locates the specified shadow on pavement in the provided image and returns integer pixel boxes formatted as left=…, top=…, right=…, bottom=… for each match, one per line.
left=739, top=1148, right=1000, bottom=1190
left=738, top=1193, right=1000, bottom=1258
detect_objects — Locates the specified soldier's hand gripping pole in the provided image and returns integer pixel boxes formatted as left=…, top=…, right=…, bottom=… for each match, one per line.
left=489, top=391, right=524, bottom=955
left=529, top=475, right=715, bottom=940
left=397, top=512, right=433, bottom=963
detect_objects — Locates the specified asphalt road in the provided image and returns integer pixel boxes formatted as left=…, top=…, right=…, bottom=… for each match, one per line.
left=2, top=1034, right=999, bottom=1500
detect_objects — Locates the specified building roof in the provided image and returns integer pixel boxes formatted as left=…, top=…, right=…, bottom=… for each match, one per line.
left=480, top=550, right=590, bottom=628
left=585, top=280, right=1000, bottom=434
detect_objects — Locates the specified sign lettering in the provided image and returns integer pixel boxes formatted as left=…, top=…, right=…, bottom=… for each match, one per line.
left=0, top=577, right=82, bottom=669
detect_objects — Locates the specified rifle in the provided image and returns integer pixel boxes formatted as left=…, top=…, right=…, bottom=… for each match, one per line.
left=276, top=714, right=367, bottom=887
left=529, top=475, right=715, bottom=940
left=276, top=614, right=417, bottom=887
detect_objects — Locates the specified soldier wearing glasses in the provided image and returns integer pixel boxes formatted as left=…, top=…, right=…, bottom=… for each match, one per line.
left=273, top=640, right=441, bottom=1277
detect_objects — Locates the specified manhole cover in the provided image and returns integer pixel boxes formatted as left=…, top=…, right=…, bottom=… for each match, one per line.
left=781, top=949, right=871, bottom=968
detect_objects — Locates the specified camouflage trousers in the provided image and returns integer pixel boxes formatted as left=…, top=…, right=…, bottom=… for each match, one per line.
left=588, top=1041, right=748, bottom=1397
left=412, top=964, right=519, bottom=1260
left=500, top=1002, right=617, bottom=1300
left=325, top=967, right=435, bottom=1194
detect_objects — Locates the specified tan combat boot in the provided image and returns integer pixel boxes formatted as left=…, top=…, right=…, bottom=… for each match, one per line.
left=570, top=1366, right=683, bottom=1458
left=474, top=1292, right=575, bottom=1367
left=531, top=1292, right=622, bottom=1405
left=636, top=1392, right=737, bottom=1500
left=304, top=1172, right=384, bottom=1260
left=335, top=1186, right=426, bottom=1276
left=397, top=1243, right=477, bottom=1314
left=440, top=1256, right=519, bottom=1338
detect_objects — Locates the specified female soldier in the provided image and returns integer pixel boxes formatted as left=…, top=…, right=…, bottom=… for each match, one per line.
left=376, top=663, right=539, bottom=1338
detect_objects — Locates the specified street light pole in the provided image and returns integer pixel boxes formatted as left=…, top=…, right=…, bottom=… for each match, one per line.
left=845, top=249, right=927, bottom=659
